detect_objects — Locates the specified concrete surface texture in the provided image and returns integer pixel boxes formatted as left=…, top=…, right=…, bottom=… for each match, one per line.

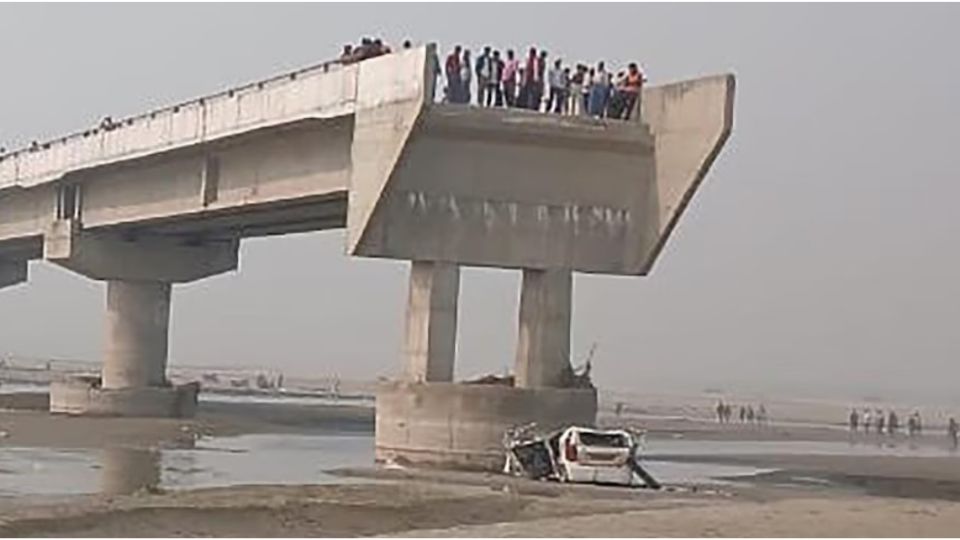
left=0, top=43, right=733, bottom=436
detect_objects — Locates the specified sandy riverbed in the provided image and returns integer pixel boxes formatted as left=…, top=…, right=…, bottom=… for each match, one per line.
left=3, top=393, right=960, bottom=536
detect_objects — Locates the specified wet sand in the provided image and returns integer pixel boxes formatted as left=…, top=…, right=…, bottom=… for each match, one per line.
left=4, top=393, right=960, bottom=536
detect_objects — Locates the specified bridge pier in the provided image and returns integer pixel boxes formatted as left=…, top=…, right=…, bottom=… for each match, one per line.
left=44, top=220, right=237, bottom=417
left=404, top=261, right=459, bottom=383
left=515, top=269, right=573, bottom=389
left=102, top=280, right=171, bottom=390
left=376, top=264, right=595, bottom=471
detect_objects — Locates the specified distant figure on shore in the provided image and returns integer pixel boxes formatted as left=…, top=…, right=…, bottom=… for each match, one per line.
left=757, top=404, right=768, bottom=425
left=615, top=402, right=624, bottom=418
left=746, top=405, right=755, bottom=423
left=876, top=410, right=885, bottom=435
left=863, top=409, right=872, bottom=433
left=716, top=400, right=726, bottom=423
left=948, top=417, right=959, bottom=450
left=849, top=408, right=860, bottom=432
left=888, top=410, right=899, bottom=436
left=739, top=406, right=747, bottom=423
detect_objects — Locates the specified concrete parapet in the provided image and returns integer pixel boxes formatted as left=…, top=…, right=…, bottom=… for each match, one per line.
left=375, top=381, right=597, bottom=471
left=49, top=376, right=199, bottom=418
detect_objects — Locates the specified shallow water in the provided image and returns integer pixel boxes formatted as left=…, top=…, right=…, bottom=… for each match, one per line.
left=644, top=437, right=958, bottom=458
left=0, top=434, right=374, bottom=497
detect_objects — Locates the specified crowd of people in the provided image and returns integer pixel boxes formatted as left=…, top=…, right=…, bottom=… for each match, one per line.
left=849, top=408, right=958, bottom=448
left=338, top=36, right=410, bottom=65
left=716, top=400, right=769, bottom=425
left=440, top=44, right=647, bottom=120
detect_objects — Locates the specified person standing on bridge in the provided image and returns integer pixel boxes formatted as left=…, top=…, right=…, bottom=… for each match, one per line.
left=445, top=46, right=462, bottom=103
left=502, top=49, right=519, bottom=108
left=534, top=50, right=548, bottom=111
left=621, top=63, right=646, bottom=120
left=547, top=59, right=568, bottom=114
left=460, top=49, right=473, bottom=105
left=475, top=46, right=494, bottom=107
left=519, top=47, right=537, bottom=110
left=588, top=61, right=610, bottom=117
left=339, top=44, right=354, bottom=64
left=488, top=50, right=504, bottom=107
left=567, top=64, right=586, bottom=116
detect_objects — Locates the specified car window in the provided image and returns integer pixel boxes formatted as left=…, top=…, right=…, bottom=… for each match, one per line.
left=578, top=431, right=630, bottom=448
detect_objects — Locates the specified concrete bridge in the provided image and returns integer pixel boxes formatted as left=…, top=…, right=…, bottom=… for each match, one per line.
left=0, top=45, right=734, bottom=468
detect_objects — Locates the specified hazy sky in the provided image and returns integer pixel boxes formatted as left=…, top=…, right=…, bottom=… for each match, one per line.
left=1, top=3, right=958, bottom=403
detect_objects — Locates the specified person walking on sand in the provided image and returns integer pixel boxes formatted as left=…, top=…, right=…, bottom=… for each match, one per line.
left=716, top=400, right=726, bottom=424
left=739, top=405, right=747, bottom=423
left=863, top=409, right=872, bottom=433
left=948, top=417, right=959, bottom=450
left=849, top=408, right=860, bottom=432
left=876, top=410, right=885, bottom=435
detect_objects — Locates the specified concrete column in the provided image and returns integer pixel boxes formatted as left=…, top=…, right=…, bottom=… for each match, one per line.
left=405, top=261, right=460, bottom=383
left=515, top=269, right=572, bottom=388
left=102, top=280, right=171, bottom=389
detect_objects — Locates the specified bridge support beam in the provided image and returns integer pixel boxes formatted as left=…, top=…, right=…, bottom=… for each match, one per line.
left=515, top=268, right=573, bottom=388
left=45, top=220, right=237, bottom=417
left=404, top=261, right=459, bottom=383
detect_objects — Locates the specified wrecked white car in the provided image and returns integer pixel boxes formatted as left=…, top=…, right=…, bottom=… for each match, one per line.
left=503, top=424, right=660, bottom=489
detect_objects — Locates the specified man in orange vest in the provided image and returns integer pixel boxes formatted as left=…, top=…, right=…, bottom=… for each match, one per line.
left=622, top=63, right=647, bottom=120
